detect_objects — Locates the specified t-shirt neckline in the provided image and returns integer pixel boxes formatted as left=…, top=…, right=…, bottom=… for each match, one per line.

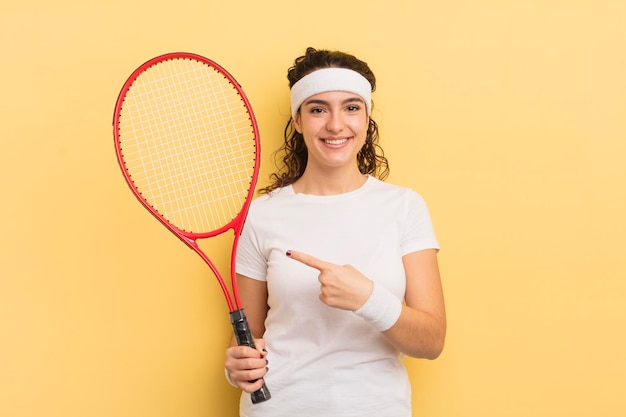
left=286, top=175, right=374, bottom=200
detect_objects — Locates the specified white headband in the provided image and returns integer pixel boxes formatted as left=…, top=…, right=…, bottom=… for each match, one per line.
left=290, top=67, right=372, bottom=119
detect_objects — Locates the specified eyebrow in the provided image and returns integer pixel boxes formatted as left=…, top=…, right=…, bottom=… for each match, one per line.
left=302, top=96, right=365, bottom=107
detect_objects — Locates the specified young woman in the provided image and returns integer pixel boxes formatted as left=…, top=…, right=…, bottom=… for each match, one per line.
left=224, top=47, right=446, bottom=417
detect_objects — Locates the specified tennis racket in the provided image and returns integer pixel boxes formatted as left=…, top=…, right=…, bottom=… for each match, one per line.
left=112, top=52, right=270, bottom=404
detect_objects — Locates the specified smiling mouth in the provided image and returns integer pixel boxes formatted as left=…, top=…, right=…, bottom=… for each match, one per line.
left=323, top=138, right=349, bottom=145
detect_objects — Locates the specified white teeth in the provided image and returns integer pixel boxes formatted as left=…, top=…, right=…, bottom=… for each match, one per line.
left=324, top=138, right=348, bottom=145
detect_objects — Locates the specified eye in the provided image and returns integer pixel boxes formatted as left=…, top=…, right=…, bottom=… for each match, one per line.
left=310, top=107, right=325, bottom=114
left=346, top=104, right=361, bottom=112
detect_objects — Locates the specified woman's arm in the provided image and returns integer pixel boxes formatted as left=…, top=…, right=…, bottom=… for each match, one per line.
left=286, top=248, right=446, bottom=359
left=382, top=249, right=446, bottom=359
left=235, top=274, right=269, bottom=339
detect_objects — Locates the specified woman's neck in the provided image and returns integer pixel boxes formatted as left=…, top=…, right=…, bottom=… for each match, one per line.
left=292, top=167, right=367, bottom=196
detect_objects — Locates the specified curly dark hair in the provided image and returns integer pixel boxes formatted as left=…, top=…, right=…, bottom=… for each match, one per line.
left=259, top=47, right=389, bottom=194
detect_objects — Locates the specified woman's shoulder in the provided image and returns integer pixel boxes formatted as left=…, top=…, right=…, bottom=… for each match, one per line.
left=249, top=185, right=294, bottom=209
left=366, top=176, right=426, bottom=201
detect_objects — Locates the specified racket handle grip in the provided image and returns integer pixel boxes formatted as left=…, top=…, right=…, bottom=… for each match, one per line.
left=230, top=309, right=272, bottom=404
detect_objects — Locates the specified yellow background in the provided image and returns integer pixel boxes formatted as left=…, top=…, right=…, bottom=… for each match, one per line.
left=1, top=1, right=624, bottom=416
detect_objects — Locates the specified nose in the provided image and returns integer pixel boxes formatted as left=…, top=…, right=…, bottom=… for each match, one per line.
left=325, top=111, right=344, bottom=132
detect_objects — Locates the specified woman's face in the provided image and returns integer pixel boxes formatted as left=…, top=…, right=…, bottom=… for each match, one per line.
left=294, top=90, right=369, bottom=172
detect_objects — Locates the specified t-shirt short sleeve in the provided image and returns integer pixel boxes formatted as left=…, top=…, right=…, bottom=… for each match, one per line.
left=400, top=190, right=440, bottom=255
left=235, top=212, right=268, bottom=281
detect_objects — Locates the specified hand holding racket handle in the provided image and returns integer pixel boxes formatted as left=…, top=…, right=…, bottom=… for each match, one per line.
left=230, top=309, right=272, bottom=404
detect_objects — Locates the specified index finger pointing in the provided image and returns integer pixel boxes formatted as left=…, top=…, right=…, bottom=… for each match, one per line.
left=286, top=250, right=333, bottom=271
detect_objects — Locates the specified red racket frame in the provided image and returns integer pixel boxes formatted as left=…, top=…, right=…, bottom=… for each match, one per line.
left=112, top=52, right=261, bottom=313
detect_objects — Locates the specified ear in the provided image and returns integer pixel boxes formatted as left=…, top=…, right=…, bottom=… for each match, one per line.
left=293, top=113, right=302, bottom=134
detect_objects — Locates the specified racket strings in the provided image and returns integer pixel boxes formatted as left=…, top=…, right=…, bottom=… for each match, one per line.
left=118, top=58, right=257, bottom=233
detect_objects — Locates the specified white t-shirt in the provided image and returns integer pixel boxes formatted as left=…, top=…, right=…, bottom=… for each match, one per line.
left=236, top=176, right=439, bottom=417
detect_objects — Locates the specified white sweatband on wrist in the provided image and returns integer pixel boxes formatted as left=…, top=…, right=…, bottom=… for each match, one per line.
left=224, top=368, right=237, bottom=388
left=353, top=282, right=402, bottom=332
left=290, top=67, right=372, bottom=119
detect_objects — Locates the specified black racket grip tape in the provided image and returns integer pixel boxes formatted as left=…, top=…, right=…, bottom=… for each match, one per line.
left=230, top=309, right=271, bottom=404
